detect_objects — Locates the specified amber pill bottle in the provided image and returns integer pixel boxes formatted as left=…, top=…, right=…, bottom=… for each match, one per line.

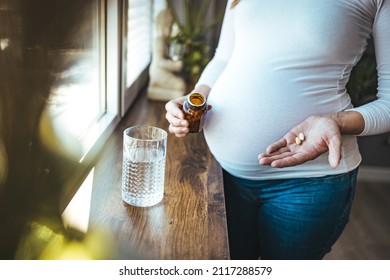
left=182, top=93, right=208, bottom=133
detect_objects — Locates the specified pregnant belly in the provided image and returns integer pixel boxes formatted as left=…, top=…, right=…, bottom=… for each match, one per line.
left=203, top=68, right=348, bottom=167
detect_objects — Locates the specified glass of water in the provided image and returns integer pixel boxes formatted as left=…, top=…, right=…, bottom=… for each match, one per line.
left=121, top=125, right=167, bottom=207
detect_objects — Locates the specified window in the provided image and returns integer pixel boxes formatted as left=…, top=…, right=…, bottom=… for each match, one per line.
left=42, top=0, right=159, bottom=205
left=46, top=0, right=104, bottom=143
left=62, top=0, right=162, bottom=229
left=1, top=0, right=160, bottom=228
left=39, top=0, right=121, bottom=206
left=41, top=0, right=120, bottom=170
left=121, top=0, right=156, bottom=115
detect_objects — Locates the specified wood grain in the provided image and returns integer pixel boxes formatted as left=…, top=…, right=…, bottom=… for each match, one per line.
left=89, top=91, right=229, bottom=259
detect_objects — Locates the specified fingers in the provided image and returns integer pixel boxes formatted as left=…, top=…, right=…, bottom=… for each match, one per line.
left=168, top=123, right=189, bottom=137
left=259, top=136, right=342, bottom=168
left=258, top=147, right=290, bottom=162
left=259, top=115, right=343, bottom=169
left=165, top=97, right=189, bottom=137
left=165, top=97, right=186, bottom=119
left=271, top=152, right=315, bottom=168
left=265, top=131, right=297, bottom=154
left=258, top=150, right=294, bottom=166
left=327, top=135, right=342, bottom=168
left=258, top=133, right=315, bottom=168
left=265, top=138, right=288, bottom=154
left=165, top=95, right=211, bottom=138
left=165, top=111, right=187, bottom=127
left=259, top=136, right=292, bottom=166
left=260, top=151, right=314, bottom=168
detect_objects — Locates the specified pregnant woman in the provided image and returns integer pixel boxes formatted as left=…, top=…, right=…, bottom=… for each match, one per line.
left=165, top=0, right=390, bottom=259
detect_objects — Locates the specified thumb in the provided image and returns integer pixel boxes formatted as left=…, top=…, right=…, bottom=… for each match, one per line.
left=327, top=135, right=342, bottom=168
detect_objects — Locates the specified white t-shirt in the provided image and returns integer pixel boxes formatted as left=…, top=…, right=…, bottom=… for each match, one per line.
left=196, top=0, right=390, bottom=180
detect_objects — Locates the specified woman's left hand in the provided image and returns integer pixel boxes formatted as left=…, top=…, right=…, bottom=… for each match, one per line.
left=258, top=115, right=342, bottom=168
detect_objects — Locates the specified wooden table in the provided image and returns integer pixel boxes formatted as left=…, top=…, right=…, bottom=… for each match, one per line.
left=89, top=91, right=229, bottom=259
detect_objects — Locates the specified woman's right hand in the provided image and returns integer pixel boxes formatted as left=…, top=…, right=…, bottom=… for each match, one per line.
left=165, top=95, right=189, bottom=137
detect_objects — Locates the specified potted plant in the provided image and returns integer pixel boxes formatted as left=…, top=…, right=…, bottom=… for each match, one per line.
left=167, top=22, right=187, bottom=62
left=347, top=41, right=377, bottom=106
left=167, top=0, right=223, bottom=88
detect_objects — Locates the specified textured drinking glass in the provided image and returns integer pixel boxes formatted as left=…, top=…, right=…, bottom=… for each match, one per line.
left=122, top=125, right=167, bottom=207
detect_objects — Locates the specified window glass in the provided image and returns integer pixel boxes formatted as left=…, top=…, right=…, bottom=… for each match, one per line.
left=46, top=0, right=105, bottom=144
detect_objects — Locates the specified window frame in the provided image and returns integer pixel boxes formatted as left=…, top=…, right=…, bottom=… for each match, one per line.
left=60, top=0, right=122, bottom=210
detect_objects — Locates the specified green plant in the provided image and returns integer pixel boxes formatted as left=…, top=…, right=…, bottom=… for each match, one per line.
left=347, top=44, right=378, bottom=106
left=167, top=0, right=223, bottom=86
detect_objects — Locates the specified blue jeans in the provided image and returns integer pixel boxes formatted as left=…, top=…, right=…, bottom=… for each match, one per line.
left=223, top=168, right=358, bottom=260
